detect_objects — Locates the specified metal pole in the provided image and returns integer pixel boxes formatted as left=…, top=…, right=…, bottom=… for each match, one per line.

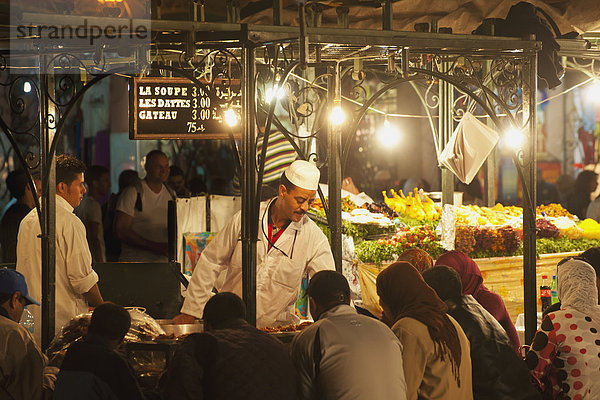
left=273, top=0, right=283, bottom=26
left=40, top=56, right=56, bottom=350
left=241, top=44, right=257, bottom=326
left=483, top=61, right=497, bottom=207
left=439, top=62, right=454, bottom=206
left=328, top=65, right=343, bottom=272
left=523, top=49, right=538, bottom=345
left=382, top=0, right=392, bottom=31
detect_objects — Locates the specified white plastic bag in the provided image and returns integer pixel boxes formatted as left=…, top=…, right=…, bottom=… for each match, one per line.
left=438, top=112, right=499, bottom=184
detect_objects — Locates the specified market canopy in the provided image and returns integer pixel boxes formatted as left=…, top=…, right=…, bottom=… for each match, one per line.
left=241, top=0, right=600, bottom=35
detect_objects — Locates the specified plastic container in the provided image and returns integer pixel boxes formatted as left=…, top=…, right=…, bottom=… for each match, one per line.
left=540, top=275, right=551, bottom=312
left=551, top=275, right=559, bottom=305
left=20, top=306, right=34, bottom=334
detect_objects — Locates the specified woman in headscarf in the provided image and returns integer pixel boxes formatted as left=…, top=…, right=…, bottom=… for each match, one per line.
left=397, top=248, right=434, bottom=274
left=526, top=258, right=600, bottom=399
left=376, top=262, right=473, bottom=400
left=435, top=250, right=521, bottom=352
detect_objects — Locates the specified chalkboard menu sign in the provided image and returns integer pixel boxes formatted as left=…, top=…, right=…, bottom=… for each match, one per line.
left=130, top=77, right=239, bottom=140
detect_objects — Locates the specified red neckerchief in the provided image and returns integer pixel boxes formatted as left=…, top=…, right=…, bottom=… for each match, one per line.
left=268, top=222, right=288, bottom=251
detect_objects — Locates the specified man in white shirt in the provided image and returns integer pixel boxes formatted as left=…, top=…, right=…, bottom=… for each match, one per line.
left=291, top=271, right=407, bottom=400
left=17, top=154, right=104, bottom=345
left=174, top=160, right=335, bottom=327
left=114, top=150, right=173, bottom=262
left=75, top=165, right=111, bottom=263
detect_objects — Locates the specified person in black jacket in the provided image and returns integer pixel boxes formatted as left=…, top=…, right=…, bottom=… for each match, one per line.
left=53, top=303, right=145, bottom=400
left=159, top=292, right=298, bottom=400
left=422, top=266, right=540, bottom=400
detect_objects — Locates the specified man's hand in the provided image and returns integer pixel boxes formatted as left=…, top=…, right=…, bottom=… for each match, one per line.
left=172, top=313, right=196, bottom=324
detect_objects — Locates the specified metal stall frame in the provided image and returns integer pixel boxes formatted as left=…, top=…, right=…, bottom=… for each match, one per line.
left=1, top=16, right=541, bottom=344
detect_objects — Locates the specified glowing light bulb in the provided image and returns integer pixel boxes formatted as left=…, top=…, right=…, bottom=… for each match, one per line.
left=265, top=86, right=285, bottom=103
left=224, top=108, right=239, bottom=127
left=23, top=81, right=31, bottom=93
left=378, top=119, right=400, bottom=147
left=587, top=79, right=600, bottom=103
left=330, top=103, right=345, bottom=126
left=504, top=127, right=525, bottom=151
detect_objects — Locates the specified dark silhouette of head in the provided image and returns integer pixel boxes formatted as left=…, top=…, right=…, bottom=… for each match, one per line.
left=306, top=270, right=350, bottom=320
left=6, top=170, right=28, bottom=200
left=203, top=292, right=246, bottom=331
left=88, top=303, right=131, bottom=344
left=422, top=266, right=463, bottom=302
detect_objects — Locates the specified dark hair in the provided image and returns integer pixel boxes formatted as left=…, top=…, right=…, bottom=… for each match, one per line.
left=188, top=177, right=207, bottom=195
left=56, top=154, right=86, bottom=186
left=280, top=172, right=296, bottom=192
left=579, top=247, right=600, bottom=278
left=306, top=270, right=350, bottom=309
left=118, top=169, right=139, bottom=193
left=6, top=170, right=27, bottom=199
left=87, top=165, right=109, bottom=186
left=574, top=170, right=598, bottom=194
left=88, top=303, right=131, bottom=341
left=169, top=165, right=184, bottom=178
left=203, top=292, right=246, bottom=328
left=422, top=266, right=463, bottom=302
left=146, top=150, right=167, bottom=165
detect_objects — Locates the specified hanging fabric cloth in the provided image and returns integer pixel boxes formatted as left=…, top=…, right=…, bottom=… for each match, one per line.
left=438, top=112, right=499, bottom=184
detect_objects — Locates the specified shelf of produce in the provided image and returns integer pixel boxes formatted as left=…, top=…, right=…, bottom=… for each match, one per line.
left=357, top=251, right=579, bottom=323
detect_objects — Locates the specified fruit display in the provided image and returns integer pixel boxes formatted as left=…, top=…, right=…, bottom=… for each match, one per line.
left=536, top=203, right=575, bottom=219
left=355, top=225, right=442, bottom=264
left=455, top=204, right=522, bottom=227
left=536, top=219, right=559, bottom=238
left=578, top=219, right=600, bottom=240
left=311, top=196, right=359, bottom=213
left=311, top=187, right=600, bottom=264
left=383, top=189, right=440, bottom=221
left=343, top=208, right=393, bottom=227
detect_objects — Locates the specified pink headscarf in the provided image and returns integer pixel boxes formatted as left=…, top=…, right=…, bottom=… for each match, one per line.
left=435, top=250, right=521, bottom=352
left=435, top=250, right=486, bottom=297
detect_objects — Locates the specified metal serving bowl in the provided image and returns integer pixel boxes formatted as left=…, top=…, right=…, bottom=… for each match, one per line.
left=155, top=319, right=203, bottom=337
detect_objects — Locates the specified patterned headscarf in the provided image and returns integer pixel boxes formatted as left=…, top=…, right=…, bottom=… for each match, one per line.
left=376, top=262, right=462, bottom=383
left=558, top=259, right=600, bottom=319
left=397, top=248, right=434, bottom=274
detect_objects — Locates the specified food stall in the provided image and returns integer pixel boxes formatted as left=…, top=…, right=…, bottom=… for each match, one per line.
left=1, top=1, right=546, bottom=353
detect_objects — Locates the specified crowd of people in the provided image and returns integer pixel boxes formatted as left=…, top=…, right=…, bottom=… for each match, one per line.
left=4, top=154, right=600, bottom=399
left=4, top=245, right=600, bottom=398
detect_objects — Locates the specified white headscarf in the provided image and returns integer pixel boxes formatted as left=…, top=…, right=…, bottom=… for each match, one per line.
left=557, top=259, right=600, bottom=319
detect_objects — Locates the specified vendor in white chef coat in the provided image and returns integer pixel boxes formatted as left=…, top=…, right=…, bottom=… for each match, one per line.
left=173, top=160, right=335, bottom=327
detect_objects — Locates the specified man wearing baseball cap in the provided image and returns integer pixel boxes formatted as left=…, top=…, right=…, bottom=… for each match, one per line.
left=175, top=160, right=335, bottom=327
left=0, top=268, right=49, bottom=399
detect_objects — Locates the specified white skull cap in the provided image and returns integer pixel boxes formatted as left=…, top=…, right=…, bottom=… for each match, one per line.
left=284, top=160, right=320, bottom=191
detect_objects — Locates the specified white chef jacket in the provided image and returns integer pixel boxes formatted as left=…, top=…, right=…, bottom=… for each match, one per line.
left=16, top=195, right=99, bottom=345
left=290, top=304, right=407, bottom=400
left=181, top=198, right=335, bottom=327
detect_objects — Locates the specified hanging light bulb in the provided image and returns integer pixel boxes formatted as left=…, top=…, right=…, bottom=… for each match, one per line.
left=224, top=108, right=239, bottom=127
left=504, top=127, right=525, bottom=151
left=330, top=100, right=345, bottom=126
left=587, top=79, right=600, bottom=103
left=265, top=85, right=285, bottom=103
left=377, top=118, right=400, bottom=147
